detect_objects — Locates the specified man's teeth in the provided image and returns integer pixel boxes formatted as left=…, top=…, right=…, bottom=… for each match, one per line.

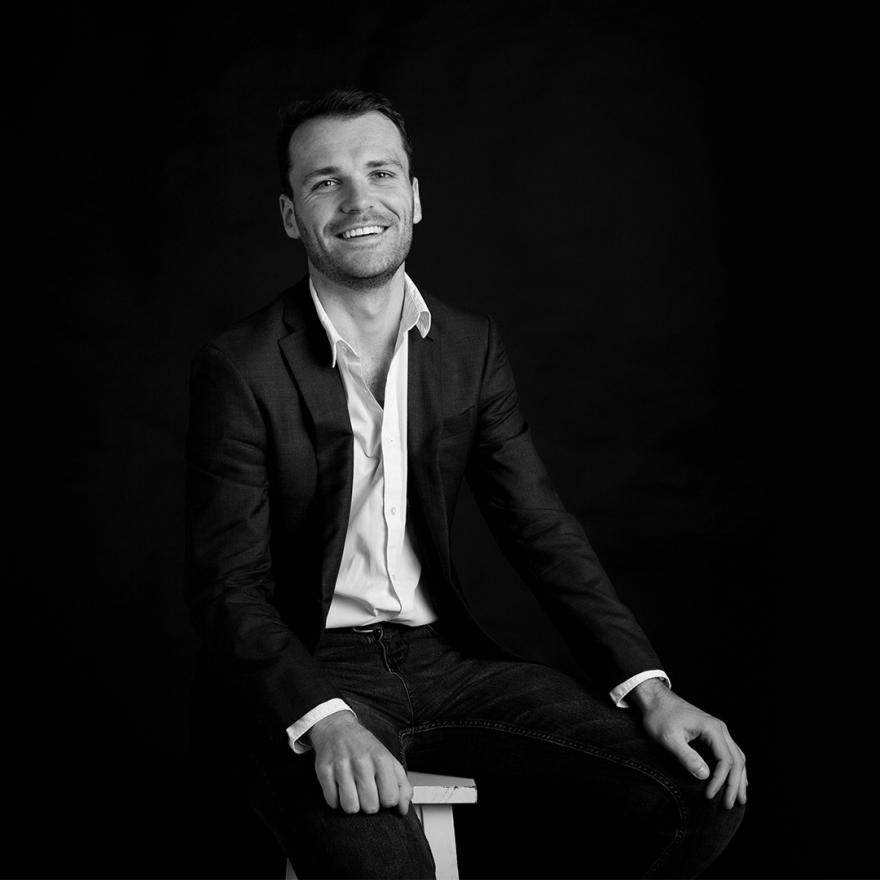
left=341, top=226, right=384, bottom=239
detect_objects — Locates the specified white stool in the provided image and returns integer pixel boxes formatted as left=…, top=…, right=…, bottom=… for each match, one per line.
left=284, top=771, right=478, bottom=880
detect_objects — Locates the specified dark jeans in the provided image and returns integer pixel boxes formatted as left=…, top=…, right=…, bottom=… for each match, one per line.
left=246, top=623, right=743, bottom=879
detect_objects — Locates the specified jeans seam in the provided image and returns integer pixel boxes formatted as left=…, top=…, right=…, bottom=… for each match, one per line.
left=400, top=718, right=688, bottom=876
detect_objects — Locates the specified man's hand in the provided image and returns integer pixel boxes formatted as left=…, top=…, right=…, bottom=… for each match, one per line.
left=629, top=679, right=747, bottom=810
left=308, top=711, right=413, bottom=816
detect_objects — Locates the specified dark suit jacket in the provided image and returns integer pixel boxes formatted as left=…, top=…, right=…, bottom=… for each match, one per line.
left=185, top=277, right=662, bottom=745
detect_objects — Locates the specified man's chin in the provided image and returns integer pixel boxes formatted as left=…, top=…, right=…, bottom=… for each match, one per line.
left=317, top=254, right=408, bottom=291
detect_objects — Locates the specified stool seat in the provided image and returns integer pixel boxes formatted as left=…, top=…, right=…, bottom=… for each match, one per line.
left=284, top=772, right=477, bottom=880
left=408, top=771, right=478, bottom=804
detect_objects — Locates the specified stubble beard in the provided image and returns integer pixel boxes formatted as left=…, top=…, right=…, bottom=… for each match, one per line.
left=296, top=208, right=413, bottom=292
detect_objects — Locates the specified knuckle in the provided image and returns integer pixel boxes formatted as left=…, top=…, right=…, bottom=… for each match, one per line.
left=352, top=755, right=374, bottom=776
left=373, top=754, right=393, bottom=773
left=316, top=764, right=338, bottom=784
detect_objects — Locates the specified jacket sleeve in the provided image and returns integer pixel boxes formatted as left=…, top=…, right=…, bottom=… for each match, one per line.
left=185, top=343, right=342, bottom=736
left=465, top=316, right=664, bottom=691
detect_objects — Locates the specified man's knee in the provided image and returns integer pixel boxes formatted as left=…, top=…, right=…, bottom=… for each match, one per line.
left=648, top=774, right=745, bottom=878
left=585, top=761, right=745, bottom=877
left=286, top=808, right=435, bottom=880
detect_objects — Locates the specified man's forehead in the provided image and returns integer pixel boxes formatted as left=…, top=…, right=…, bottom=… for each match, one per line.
left=288, top=112, right=407, bottom=175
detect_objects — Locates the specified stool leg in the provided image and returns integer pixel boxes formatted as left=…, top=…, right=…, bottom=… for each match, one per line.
left=417, top=804, right=460, bottom=880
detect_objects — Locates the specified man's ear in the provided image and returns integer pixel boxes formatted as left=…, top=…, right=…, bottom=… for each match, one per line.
left=412, top=177, right=422, bottom=225
left=279, top=194, right=301, bottom=240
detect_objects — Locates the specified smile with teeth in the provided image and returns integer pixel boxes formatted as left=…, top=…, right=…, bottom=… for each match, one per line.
left=339, top=225, right=387, bottom=239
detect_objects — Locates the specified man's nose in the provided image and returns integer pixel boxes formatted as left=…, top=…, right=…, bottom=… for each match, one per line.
left=339, top=179, right=373, bottom=214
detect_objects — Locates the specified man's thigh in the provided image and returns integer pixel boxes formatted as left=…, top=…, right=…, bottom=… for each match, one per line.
left=405, top=632, right=678, bottom=777
left=400, top=638, right=740, bottom=878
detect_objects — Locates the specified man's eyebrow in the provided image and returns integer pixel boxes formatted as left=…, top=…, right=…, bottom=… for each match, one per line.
left=365, top=157, right=404, bottom=171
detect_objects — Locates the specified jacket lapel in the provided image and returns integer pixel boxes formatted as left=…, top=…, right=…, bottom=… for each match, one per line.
left=407, top=321, right=451, bottom=578
left=278, top=281, right=353, bottom=614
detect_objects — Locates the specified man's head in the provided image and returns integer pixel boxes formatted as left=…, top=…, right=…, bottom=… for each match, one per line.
left=277, top=90, right=414, bottom=195
left=277, top=89, right=421, bottom=291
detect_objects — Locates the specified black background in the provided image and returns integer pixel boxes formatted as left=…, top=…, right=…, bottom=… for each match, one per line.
left=9, top=3, right=857, bottom=878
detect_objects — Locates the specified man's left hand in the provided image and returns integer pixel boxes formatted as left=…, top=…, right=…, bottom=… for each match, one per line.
left=628, top=679, right=747, bottom=810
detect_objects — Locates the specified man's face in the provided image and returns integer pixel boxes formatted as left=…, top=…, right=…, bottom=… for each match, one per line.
left=279, top=112, right=421, bottom=290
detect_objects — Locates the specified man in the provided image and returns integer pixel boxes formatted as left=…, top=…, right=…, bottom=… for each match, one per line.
left=185, top=89, right=746, bottom=878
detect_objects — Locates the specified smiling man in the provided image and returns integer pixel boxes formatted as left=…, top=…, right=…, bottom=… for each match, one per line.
left=185, top=89, right=746, bottom=878
left=280, top=112, right=420, bottom=293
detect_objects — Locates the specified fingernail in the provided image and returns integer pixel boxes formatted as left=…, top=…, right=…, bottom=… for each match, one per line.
left=696, top=765, right=709, bottom=779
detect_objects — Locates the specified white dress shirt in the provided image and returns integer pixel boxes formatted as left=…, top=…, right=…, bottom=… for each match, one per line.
left=286, top=274, right=668, bottom=752
left=313, top=277, right=437, bottom=630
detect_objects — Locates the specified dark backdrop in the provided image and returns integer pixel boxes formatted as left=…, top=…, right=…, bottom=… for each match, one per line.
left=9, top=3, right=855, bottom=878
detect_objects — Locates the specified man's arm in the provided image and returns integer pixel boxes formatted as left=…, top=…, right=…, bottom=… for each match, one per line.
left=465, top=315, right=664, bottom=686
left=185, top=344, right=342, bottom=731
left=186, top=343, right=412, bottom=814
left=466, top=316, right=746, bottom=807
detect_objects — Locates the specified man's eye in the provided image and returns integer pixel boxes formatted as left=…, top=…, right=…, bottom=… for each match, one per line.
left=372, top=171, right=394, bottom=180
left=313, top=179, right=338, bottom=190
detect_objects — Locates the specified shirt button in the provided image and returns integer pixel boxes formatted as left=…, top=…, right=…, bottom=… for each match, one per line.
left=391, top=506, right=397, bottom=515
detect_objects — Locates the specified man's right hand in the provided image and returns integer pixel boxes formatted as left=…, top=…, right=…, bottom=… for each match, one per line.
left=308, top=710, right=413, bottom=816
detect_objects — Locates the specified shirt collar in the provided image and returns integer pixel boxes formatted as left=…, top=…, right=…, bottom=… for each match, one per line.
left=308, top=273, right=431, bottom=368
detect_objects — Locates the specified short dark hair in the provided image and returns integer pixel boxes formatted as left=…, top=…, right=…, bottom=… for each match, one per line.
left=276, top=88, right=414, bottom=197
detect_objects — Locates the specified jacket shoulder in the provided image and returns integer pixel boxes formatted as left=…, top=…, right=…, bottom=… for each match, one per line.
left=421, top=289, right=492, bottom=342
left=191, top=283, right=304, bottom=376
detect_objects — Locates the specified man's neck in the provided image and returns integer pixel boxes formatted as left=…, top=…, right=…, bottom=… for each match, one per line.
left=310, top=264, right=407, bottom=355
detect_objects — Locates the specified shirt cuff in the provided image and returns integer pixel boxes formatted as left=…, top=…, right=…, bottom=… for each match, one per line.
left=285, top=698, right=355, bottom=754
left=609, top=670, right=670, bottom=708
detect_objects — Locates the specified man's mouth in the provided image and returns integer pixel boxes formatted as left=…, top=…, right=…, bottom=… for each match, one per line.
left=337, top=225, right=387, bottom=240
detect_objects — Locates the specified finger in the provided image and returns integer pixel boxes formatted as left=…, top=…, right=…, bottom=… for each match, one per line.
left=721, top=728, right=746, bottom=809
left=315, top=763, right=340, bottom=810
left=701, top=726, right=733, bottom=800
left=662, top=734, right=711, bottom=781
left=394, top=762, right=413, bottom=816
left=336, top=764, right=361, bottom=814
left=375, top=759, right=402, bottom=811
left=738, top=770, right=747, bottom=805
left=353, top=759, right=381, bottom=814
left=706, top=756, right=731, bottom=800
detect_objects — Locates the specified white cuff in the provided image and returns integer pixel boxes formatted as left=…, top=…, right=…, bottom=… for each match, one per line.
left=609, top=670, right=670, bottom=708
left=286, top=699, right=355, bottom=754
